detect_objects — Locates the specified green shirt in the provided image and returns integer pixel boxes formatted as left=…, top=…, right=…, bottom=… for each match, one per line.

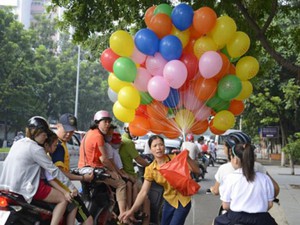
left=119, top=133, right=139, bottom=176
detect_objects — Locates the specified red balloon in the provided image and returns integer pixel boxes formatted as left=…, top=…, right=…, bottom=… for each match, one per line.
left=100, top=48, right=120, bottom=72
left=228, top=100, right=245, bottom=116
left=180, top=52, right=199, bottom=82
left=135, top=105, right=148, bottom=118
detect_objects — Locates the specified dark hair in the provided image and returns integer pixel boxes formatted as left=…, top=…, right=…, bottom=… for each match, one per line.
left=231, top=143, right=255, bottom=182
left=44, top=130, right=58, bottom=146
left=148, top=135, right=164, bottom=148
left=198, top=136, right=204, bottom=142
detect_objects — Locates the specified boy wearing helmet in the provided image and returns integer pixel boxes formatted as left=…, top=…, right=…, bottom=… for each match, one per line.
left=0, top=116, right=78, bottom=225
left=78, top=110, right=128, bottom=218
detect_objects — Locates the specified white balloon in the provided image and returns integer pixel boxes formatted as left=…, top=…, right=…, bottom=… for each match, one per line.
left=107, top=88, right=118, bottom=103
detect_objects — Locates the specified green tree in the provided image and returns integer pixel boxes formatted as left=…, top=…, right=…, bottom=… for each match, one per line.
left=0, top=9, right=38, bottom=142
left=282, top=133, right=300, bottom=175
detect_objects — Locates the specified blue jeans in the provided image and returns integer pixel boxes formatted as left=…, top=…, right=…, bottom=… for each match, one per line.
left=161, top=200, right=191, bottom=225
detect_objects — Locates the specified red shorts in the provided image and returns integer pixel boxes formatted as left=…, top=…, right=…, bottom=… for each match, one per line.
left=33, top=179, right=52, bottom=200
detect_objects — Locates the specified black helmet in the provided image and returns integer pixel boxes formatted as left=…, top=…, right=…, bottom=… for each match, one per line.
left=225, top=132, right=251, bottom=148
left=27, top=116, right=51, bottom=135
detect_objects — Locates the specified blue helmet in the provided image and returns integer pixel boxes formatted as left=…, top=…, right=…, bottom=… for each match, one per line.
left=225, top=132, right=251, bottom=148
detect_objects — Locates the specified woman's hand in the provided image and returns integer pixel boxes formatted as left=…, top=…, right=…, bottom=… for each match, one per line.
left=64, top=191, right=73, bottom=202
left=83, top=173, right=94, bottom=182
left=119, top=210, right=135, bottom=225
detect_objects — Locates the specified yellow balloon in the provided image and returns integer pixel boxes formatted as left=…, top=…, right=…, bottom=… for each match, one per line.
left=118, top=86, right=141, bottom=109
left=109, top=30, right=134, bottom=57
left=108, top=73, right=132, bottom=93
left=171, top=26, right=190, bottom=48
left=226, top=31, right=250, bottom=58
left=209, top=15, right=237, bottom=49
left=234, top=81, right=253, bottom=100
left=213, top=110, right=235, bottom=131
left=193, top=36, right=218, bottom=59
left=113, top=101, right=135, bottom=122
left=175, top=109, right=195, bottom=133
left=236, top=56, right=259, bottom=80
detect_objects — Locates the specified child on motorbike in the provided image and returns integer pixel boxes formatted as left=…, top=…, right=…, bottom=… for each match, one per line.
left=214, top=143, right=277, bottom=225
left=0, top=116, right=78, bottom=225
left=43, top=130, right=77, bottom=225
left=119, top=134, right=200, bottom=225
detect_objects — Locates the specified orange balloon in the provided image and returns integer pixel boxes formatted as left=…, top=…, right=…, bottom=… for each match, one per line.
left=214, top=52, right=230, bottom=81
left=228, top=100, right=244, bottom=116
left=129, top=116, right=150, bottom=136
left=189, top=120, right=209, bottom=135
left=193, top=76, right=218, bottom=100
left=189, top=25, right=203, bottom=39
left=228, top=63, right=236, bottom=74
left=163, top=129, right=182, bottom=139
left=144, top=5, right=156, bottom=27
left=193, top=7, right=217, bottom=35
left=163, top=119, right=182, bottom=139
left=209, top=119, right=225, bottom=135
left=147, top=101, right=168, bottom=120
left=148, top=13, right=172, bottom=39
left=149, top=117, right=166, bottom=134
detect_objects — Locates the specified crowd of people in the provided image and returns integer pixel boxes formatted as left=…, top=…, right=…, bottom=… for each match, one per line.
left=0, top=110, right=279, bottom=225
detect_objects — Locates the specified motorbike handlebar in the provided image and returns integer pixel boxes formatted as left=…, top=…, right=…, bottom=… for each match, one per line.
left=70, top=167, right=111, bottom=181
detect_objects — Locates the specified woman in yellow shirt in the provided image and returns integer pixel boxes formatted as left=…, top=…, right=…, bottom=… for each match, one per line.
left=119, top=134, right=200, bottom=225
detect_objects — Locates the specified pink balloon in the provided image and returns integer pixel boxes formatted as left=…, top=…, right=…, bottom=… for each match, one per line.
left=133, top=67, right=152, bottom=91
left=199, top=51, right=223, bottom=79
left=163, top=60, right=188, bottom=89
left=131, top=45, right=147, bottom=65
left=194, top=105, right=211, bottom=121
left=145, top=52, right=167, bottom=76
left=181, top=89, right=202, bottom=111
left=147, top=76, right=170, bottom=101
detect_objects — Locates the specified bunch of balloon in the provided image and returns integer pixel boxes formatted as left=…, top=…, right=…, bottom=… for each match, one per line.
left=100, top=2, right=260, bottom=138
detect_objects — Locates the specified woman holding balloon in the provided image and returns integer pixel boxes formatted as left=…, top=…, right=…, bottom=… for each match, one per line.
left=119, top=135, right=200, bottom=225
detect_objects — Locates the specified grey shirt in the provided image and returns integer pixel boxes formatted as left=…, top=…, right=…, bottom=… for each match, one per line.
left=0, top=138, right=75, bottom=203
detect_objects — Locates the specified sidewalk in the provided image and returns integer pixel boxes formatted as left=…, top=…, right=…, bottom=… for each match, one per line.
left=258, top=159, right=300, bottom=225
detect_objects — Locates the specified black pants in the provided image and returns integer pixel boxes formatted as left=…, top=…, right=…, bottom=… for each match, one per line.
left=214, top=210, right=278, bottom=225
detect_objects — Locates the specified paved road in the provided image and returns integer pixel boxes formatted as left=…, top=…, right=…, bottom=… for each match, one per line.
left=1, top=161, right=299, bottom=225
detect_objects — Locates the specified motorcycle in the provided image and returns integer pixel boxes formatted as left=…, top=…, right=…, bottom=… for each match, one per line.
left=0, top=190, right=54, bottom=225
left=0, top=167, right=115, bottom=225
left=70, top=167, right=118, bottom=225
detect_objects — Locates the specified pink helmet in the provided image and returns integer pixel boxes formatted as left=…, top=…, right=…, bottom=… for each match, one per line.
left=186, top=133, right=194, bottom=142
left=94, top=110, right=112, bottom=122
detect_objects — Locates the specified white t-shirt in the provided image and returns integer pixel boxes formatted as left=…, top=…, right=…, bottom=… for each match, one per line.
left=220, top=168, right=274, bottom=213
left=181, top=141, right=200, bottom=160
left=215, top=162, right=266, bottom=184
left=104, top=143, right=123, bottom=170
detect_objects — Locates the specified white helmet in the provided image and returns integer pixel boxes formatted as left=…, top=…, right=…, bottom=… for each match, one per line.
left=94, top=110, right=112, bottom=122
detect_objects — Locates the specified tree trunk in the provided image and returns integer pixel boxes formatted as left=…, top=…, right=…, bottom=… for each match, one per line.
left=290, top=157, right=295, bottom=175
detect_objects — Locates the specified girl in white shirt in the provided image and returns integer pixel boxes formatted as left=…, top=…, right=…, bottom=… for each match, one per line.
left=214, top=143, right=277, bottom=225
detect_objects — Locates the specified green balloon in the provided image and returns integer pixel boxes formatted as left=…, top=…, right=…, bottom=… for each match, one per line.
left=113, top=57, right=137, bottom=82
left=153, top=3, right=173, bottom=17
left=217, top=75, right=242, bottom=101
left=140, top=92, right=153, bottom=105
left=206, top=95, right=230, bottom=112
left=220, top=47, right=240, bottom=63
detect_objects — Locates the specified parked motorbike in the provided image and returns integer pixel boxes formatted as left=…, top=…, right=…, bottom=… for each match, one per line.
left=70, top=166, right=118, bottom=225
left=0, top=190, right=54, bottom=225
